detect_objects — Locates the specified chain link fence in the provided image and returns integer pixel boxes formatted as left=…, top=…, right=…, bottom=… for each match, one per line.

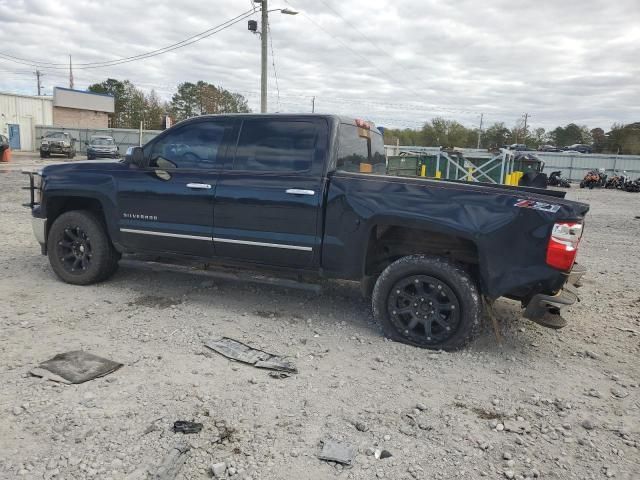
left=34, top=125, right=162, bottom=155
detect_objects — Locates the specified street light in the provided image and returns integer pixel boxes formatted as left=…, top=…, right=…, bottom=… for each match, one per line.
left=251, top=1, right=299, bottom=113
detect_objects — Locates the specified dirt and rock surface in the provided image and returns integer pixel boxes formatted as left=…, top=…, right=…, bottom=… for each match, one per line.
left=0, top=154, right=638, bottom=480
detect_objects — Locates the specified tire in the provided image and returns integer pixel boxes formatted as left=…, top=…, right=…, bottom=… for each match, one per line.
left=372, top=255, right=481, bottom=350
left=47, top=210, right=119, bottom=285
left=87, top=154, right=95, bottom=160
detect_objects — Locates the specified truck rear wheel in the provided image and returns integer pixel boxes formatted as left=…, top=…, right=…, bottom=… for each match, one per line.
left=47, top=210, right=119, bottom=285
left=372, top=255, right=481, bottom=350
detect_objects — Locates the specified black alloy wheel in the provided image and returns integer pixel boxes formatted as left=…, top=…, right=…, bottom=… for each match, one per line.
left=386, top=275, right=460, bottom=346
left=47, top=210, right=120, bottom=285
left=372, top=255, right=481, bottom=350
left=55, top=225, right=93, bottom=274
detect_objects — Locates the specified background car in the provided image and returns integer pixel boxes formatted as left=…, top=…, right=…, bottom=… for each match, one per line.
left=86, top=136, right=120, bottom=160
left=40, top=132, right=76, bottom=158
left=538, top=144, right=562, bottom=152
left=508, top=143, right=532, bottom=151
left=563, top=144, right=593, bottom=154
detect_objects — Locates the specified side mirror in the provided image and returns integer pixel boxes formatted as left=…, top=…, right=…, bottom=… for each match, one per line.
left=125, top=146, right=145, bottom=168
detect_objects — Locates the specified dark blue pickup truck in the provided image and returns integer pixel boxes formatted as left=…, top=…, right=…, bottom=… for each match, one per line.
left=25, top=114, right=588, bottom=350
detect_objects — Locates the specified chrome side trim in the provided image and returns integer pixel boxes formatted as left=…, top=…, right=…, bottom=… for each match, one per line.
left=119, top=228, right=312, bottom=251
left=186, top=183, right=212, bottom=189
left=213, top=237, right=312, bottom=251
left=120, top=228, right=211, bottom=241
left=32, top=217, right=46, bottom=245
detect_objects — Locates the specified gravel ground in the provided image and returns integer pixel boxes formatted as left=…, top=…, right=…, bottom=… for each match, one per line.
left=1, top=154, right=639, bottom=480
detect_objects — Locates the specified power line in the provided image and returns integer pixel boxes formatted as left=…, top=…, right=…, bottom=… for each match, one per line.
left=283, top=0, right=488, bottom=117
left=0, top=8, right=257, bottom=70
left=267, top=21, right=281, bottom=112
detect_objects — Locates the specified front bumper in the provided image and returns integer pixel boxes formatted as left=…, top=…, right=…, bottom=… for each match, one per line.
left=41, top=145, right=71, bottom=153
left=88, top=150, right=119, bottom=158
left=523, top=263, right=586, bottom=321
left=32, top=216, right=46, bottom=246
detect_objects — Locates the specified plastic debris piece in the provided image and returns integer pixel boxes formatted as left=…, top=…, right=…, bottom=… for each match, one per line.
left=318, top=440, right=356, bottom=465
left=205, top=337, right=297, bottom=373
left=152, top=443, right=190, bottom=480
left=30, top=351, right=123, bottom=384
left=173, top=421, right=203, bottom=434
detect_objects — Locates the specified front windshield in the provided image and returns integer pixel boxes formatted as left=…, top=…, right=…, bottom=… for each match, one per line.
left=46, top=133, right=66, bottom=139
left=92, top=138, right=115, bottom=146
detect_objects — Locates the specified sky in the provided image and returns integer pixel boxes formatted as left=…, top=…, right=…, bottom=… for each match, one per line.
left=0, top=0, right=638, bottom=131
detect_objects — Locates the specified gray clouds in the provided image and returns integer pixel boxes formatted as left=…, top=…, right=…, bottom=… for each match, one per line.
left=0, top=0, right=638, bottom=130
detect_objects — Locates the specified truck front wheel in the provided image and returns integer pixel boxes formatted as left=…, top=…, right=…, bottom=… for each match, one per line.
left=47, top=210, right=120, bottom=285
left=372, top=255, right=481, bottom=350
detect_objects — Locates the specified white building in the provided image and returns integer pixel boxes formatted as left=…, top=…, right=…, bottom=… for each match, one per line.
left=0, top=92, right=52, bottom=151
left=0, top=88, right=115, bottom=150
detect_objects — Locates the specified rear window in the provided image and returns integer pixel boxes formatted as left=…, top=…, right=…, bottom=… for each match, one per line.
left=336, top=123, right=386, bottom=174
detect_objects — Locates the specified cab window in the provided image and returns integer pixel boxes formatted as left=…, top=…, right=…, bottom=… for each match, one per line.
left=232, top=119, right=319, bottom=172
left=148, top=121, right=228, bottom=170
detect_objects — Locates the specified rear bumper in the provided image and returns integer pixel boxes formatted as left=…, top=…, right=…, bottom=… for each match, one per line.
left=523, top=263, right=586, bottom=320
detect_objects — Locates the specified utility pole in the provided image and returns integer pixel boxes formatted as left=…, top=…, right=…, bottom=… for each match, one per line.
left=34, top=70, right=43, bottom=96
left=476, top=112, right=483, bottom=149
left=260, top=0, right=268, bottom=113
left=522, top=113, right=529, bottom=143
left=311, top=96, right=315, bottom=113
left=69, top=55, right=74, bottom=89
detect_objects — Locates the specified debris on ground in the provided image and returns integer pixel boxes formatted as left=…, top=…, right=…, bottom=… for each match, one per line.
left=318, top=439, right=356, bottom=465
left=151, top=443, right=190, bottom=480
left=205, top=337, right=297, bottom=373
left=172, top=421, right=203, bottom=434
left=211, top=462, right=227, bottom=478
left=29, top=351, right=123, bottom=384
left=375, top=449, right=393, bottom=460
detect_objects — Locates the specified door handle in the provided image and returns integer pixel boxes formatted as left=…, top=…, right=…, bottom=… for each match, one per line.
left=186, top=183, right=212, bottom=189
left=285, top=189, right=315, bottom=195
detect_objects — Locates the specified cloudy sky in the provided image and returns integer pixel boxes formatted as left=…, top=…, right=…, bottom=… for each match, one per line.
left=0, top=0, right=638, bottom=130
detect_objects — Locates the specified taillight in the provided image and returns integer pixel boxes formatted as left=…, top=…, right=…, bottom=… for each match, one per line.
left=546, top=222, right=583, bottom=271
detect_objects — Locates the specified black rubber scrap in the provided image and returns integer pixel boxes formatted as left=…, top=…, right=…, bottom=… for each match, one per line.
left=173, top=421, right=203, bottom=434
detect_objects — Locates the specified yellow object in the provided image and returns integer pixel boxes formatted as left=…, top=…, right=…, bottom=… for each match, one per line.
left=435, top=170, right=442, bottom=179
left=508, top=171, right=524, bottom=185
left=467, top=167, right=474, bottom=182
left=420, top=164, right=426, bottom=177
left=359, top=163, right=372, bottom=173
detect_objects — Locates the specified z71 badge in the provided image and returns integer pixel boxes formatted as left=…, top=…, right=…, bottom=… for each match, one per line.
left=514, top=199, right=560, bottom=213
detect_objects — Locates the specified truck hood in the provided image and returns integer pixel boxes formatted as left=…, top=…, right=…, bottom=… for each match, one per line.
left=41, top=159, right=127, bottom=175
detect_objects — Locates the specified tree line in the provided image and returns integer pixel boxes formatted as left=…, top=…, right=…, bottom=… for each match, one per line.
left=383, top=118, right=640, bottom=155
left=87, top=78, right=250, bottom=130
left=84, top=78, right=640, bottom=155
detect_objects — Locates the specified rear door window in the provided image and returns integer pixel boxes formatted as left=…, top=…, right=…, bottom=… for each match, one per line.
left=336, top=124, right=386, bottom=174
left=233, top=119, right=319, bottom=173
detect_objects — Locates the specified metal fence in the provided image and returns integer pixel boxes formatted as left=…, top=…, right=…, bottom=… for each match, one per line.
left=385, top=145, right=640, bottom=181
left=34, top=125, right=162, bottom=154
left=531, top=152, right=640, bottom=180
